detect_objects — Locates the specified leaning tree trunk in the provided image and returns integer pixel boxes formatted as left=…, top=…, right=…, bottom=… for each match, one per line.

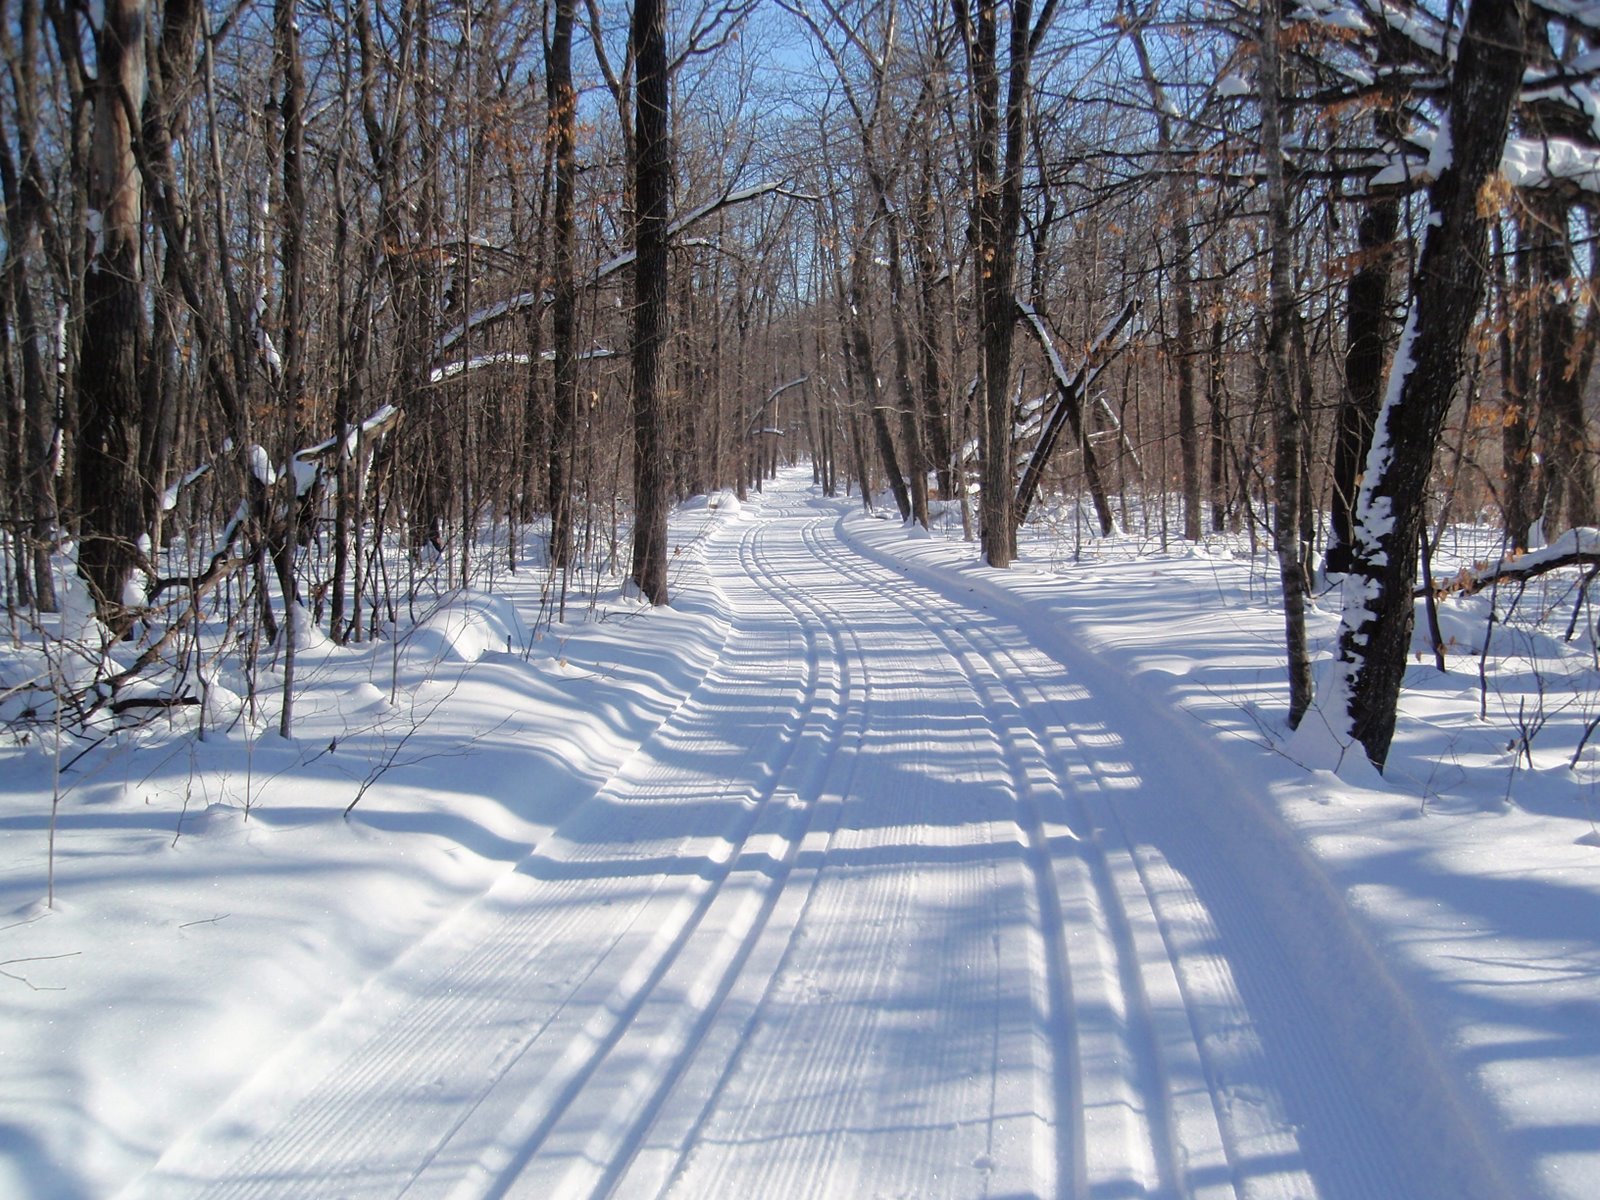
left=1332, top=0, right=1529, bottom=769
left=628, top=0, right=671, bottom=605
left=77, top=0, right=148, bottom=629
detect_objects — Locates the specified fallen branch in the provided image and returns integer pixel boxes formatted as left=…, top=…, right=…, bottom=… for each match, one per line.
left=740, top=376, right=809, bottom=437
left=0, top=951, right=79, bottom=992
left=110, top=695, right=200, bottom=715
left=1429, top=528, right=1600, bottom=597
left=1013, top=297, right=1141, bottom=531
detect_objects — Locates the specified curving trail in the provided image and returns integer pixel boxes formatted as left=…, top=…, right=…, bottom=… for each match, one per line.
left=125, top=474, right=1512, bottom=1200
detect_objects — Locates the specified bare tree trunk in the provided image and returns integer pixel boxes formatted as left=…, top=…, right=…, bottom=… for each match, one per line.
left=1332, top=0, right=1529, bottom=768
left=1208, top=306, right=1228, bottom=532
left=1495, top=222, right=1536, bottom=549
left=1328, top=34, right=1402, bottom=576
left=547, top=0, right=578, bottom=569
left=847, top=249, right=911, bottom=520
left=0, top=137, right=56, bottom=611
left=1259, top=0, right=1312, bottom=728
left=1131, top=27, right=1200, bottom=542
left=1532, top=190, right=1596, bottom=531
left=955, top=0, right=1055, bottom=567
left=274, top=0, right=307, bottom=737
left=0, top=3, right=59, bottom=611
left=883, top=213, right=929, bottom=527
left=77, top=0, right=148, bottom=628
left=911, top=146, right=956, bottom=500
left=629, top=0, right=671, bottom=604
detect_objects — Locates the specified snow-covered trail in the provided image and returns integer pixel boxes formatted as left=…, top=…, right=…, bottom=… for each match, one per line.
left=124, top=475, right=1514, bottom=1200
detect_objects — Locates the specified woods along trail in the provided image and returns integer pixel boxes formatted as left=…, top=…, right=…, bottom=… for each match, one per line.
left=127, top=472, right=1516, bottom=1200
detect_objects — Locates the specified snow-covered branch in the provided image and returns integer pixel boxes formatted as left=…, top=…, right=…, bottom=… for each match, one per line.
left=740, top=375, right=809, bottom=437
left=1013, top=297, right=1141, bottom=532
left=427, top=346, right=619, bottom=384
left=434, top=180, right=792, bottom=359
left=1433, top=528, right=1600, bottom=596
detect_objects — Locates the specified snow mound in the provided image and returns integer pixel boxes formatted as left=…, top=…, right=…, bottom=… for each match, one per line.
left=403, top=593, right=532, bottom=668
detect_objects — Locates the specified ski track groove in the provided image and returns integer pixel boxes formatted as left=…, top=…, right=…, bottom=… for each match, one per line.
left=598, top=505, right=880, bottom=1199
left=805, top=513, right=1201, bottom=1197
left=391, top=507, right=870, bottom=1199
left=120, top=477, right=1502, bottom=1200
left=637, top=501, right=1033, bottom=1199
left=825, top=528, right=1324, bottom=1200
left=795, top=516, right=1072, bottom=1199
left=836, top=504, right=1517, bottom=1200
left=498, top=505, right=870, bottom=1198
left=128, top=505, right=832, bottom=1199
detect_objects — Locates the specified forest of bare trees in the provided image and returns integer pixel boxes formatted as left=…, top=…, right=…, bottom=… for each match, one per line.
left=3, top=0, right=1599, bottom=768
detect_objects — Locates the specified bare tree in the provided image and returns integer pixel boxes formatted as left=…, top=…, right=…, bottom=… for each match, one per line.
left=1329, top=0, right=1531, bottom=768
left=76, top=0, right=148, bottom=627
left=954, top=0, right=1058, bottom=567
left=629, top=0, right=672, bottom=603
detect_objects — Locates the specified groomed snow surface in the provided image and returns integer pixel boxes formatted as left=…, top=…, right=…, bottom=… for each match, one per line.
left=4, top=466, right=1599, bottom=1198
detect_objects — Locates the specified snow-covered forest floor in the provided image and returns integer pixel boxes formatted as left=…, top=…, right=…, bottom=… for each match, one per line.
left=3, top=465, right=1598, bottom=1198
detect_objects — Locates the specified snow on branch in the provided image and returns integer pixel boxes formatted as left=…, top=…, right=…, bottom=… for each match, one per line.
left=1371, top=129, right=1600, bottom=193
left=740, top=375, right=808, bottom=437
left=1013, top=297, right=1141, bottom=531
left=1433, top=528, right=1600, bottom=597
left=434, top=180, right=791, bottom=359
left=427, top=346, right=618, bottom=384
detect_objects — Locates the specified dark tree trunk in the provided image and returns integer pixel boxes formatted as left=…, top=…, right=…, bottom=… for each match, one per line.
left=912, top=148, right=955, bottom=500
left=956, top=0, right=1053, bottom=567
left=0, top=120, right=57, bottom=611
left=629, top=0, right=671, bottom=604
left=1258, top=0, right=1312, bottom=728
left=77, top=0, right=148, bottom=628
left=274, top=0, right=308, bottom=737
left=547, top=0, right=578, bottom=569
left=1329, top=197, right=1400, bottom=574
left=1335, top=0, right=1530, bottom=768
left=884, top=214, right=929, bottom=527
left=1328, top=34, right=1403, bottom=577
left=139, top=0, right=201, bottom=556
left=847, top=251, right=911, bottom=520
left=1208, top=308, right=1228, bottom=532
left=1532, top=191, right=1596, bottom=531
left=1131, top=28, right=1200, bottom=542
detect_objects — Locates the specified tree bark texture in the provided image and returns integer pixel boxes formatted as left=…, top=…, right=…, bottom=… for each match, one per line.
left=77, top=0, right=148, bottom=626
left=1259, top=0, right=1313, bottom=728
left=1335, top=0, right=1530, bottom=768
left=629, top=0, right=671, bottom=605
left=547, top=0, right=578, bottom=570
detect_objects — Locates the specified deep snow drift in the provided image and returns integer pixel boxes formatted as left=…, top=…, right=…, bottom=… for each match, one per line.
left=2, top=467, right=1597, bottom=1199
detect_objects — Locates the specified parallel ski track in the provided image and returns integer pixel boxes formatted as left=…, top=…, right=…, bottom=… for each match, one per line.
left=127, top=506, right=854, bottom=1198
left=813, top=508, right=1314, bottom=1198
left=634, top=502, right=1049, bottom=1199
left=807, top=509, right=1236, bottom=1197
left=125, top=481, right=1515, bottom=1200
left=836, top=502, right=1519, bottom=1200
left=477, top=501, right=876, bottom=1198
